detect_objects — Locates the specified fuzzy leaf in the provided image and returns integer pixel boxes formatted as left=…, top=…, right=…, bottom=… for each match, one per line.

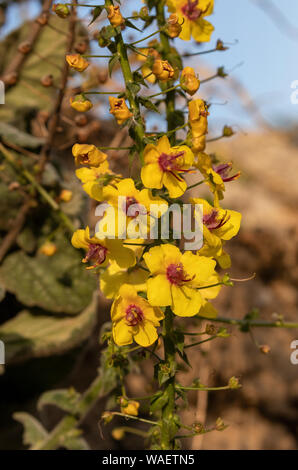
left=89, top=5, right=104, bottom=25
left=0, top=240, right=96, bottom=314
left=38, top=388, right=81, bottom=414
left=13, top=412, right=48, bottom=448
left=0, top=122, right=45, bottom=148
left=0, top=296, right=98, bottom=363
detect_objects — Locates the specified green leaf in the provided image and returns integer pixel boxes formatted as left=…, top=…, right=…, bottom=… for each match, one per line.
left=89, top=5, right=104, bottom=25
left=0, top=239, right=96, bottom=314
left=0, top=15, right=88, bottom=123
left=139, top=96, right=159, bottom=113
left=62, top=435, right=90, bottom=450
left=0, top=122, right=45, bottom=148
left=38, top=388, right=81, bottom=414
left=127, top=82, right=141, bottom=96
left=150, top=392, right=168, bottom=412
left=0, top=296, right=98, bottom=363
left=108, top=54, right=120, bottom=77
left=13, top=412, right=48, bottom=448
left=125, top=20, right=142, bottom=32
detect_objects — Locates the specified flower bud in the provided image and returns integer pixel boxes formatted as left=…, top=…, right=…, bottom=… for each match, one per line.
left=36, top=13, right=48, bottom=26
left=74, top=41, right=88, bottom=54
left=101, top=411, right=114, bottom=424
left=66, top=54, right=89, bottom=72
left=70, top=94, right=93, bottom=112
left=166, top=14, right=182, bottom=38
left=75, top=115, right=88, bottom=127
left=41, top=74, right=54, bottom=87
left=259, top=344, right=271, bottom=355
left=107, top=5, right=125, bottom=28
left=109, top=97, right=133, bottom=125
left=228, top=376, right=240, bottom=389
left=152, top=59, right=175, bottom=82
left=139, top=6, right=149, bottom=21
left=52, top=4, right=70, bottom=18
left=216, top=39, right=228, bottom=51
left=112, top=428, right=125, bottom=440
left=120, top=398, right=140, bottom=417
left=18, top=41, right=31, bottom=54
left=205, top=324, right=217, bottom=336
left=59, top=189, right=73, bottom=202
left=39, top=242, right=57, bottom=257
left=215, top=417, right=226, bottom=431
left=180, top=67, right=200, bottom=96
left=223, top=125, right=234, bottom=137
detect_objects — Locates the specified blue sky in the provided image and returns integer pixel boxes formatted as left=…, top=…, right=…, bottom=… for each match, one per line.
left=2, top=0, right=298, bottom=130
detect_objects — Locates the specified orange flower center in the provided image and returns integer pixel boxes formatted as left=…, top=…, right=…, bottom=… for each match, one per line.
left=125, top=304, right=144, bottom=326
left=166, top=262, right=194, bottom=285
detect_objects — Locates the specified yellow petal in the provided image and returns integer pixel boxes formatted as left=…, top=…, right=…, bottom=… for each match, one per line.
left=163, top=171, right=187, bottom=198
left=71, top=228, right=89, bottom=250
left=134, top=320, right=158, bottom=347
left=141, top=163, right=163, bottom=189
left=171, top=284, right=202, bottom=317
left=147, top=274, right=172, bottom=307
left=192, top=18, right=214, bottom=43
left=113, top=318, right=133, bottom=346
left=156, top=135, right=171, bottom=154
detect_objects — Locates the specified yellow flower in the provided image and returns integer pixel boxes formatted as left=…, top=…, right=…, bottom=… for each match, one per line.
left=75, top=161, right=117, bottom=201
left=100, top=260, right=149, bottom=299
left=152, top=59, right=175, bottom=82
left=166, top=0, right=214, bottom=42
left=120, top=398, right=140, bottom=416
left=66, top=54, right=89, bottom=72
left=70, top=94, right=93, bottom=112
left=190, top=198, right=241, bottom=268
left=39, top=242, right=57, bottom=256
left=144, top=244, right=216, bottom=317
left=71, top=227, right=136, bottom=269
left=111, top=284, right=164, bottom=347
left=109, top=97, right=133, bottom=125
left=59, top=189, right=73, bottom=202
left=166, top=13, right=183, bottom=38
left=141, top=136, right=194, bottom=198
left=180, top=67, right=200, bottom=96
left=72, top=144, right=107, bottom=167
left=107, top=5, right=125, bottom=27
left=188, top=99, right=209, bottom=152
left=195, top=153, right=240, bottom=203
left=102, top=178, right=168, bottom=238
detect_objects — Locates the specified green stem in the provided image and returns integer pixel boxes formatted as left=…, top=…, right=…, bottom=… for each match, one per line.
left=0, top=143, right=74, bottom=231
left=198, top=315, right=298, bottom=329
left=184, top=335, right=218, bottom=349
left=148, top=85, right=180, bottom=99
left=160, top=308, right=177, bottom=450
left=156, top=2, right=176, bottom=140
left=111, top=412, right=157, bottom=426
left=177, top=384, right=232, bottom=392
left=105, top=2, right=145, bottom=163
left=130, top=29, right=162, bottom=46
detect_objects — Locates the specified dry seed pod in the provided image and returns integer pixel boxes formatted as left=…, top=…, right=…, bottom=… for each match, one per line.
left=36, top=13, right=48, bottom=26
left=41, top=74, right=54, bottom=87
left=75, top=115, right=88, bottom=127
left=75, top=41, right=88, bottom=54
left=3, top=72, right=18, bottom=86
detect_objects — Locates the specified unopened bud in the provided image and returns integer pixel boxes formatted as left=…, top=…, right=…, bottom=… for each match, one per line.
left=52, top=4, right=70, bottom=18
left=36, top=13, right=48, bottom=25
left=59, top=189, right=73, bottom=202
left=166, top=14, right=182, bottom=38
left=75, top=115, right=88, bottom=127
left=101, top=411, right=114, bottom=424
left=192, top=422, right=204, bottom=434
left=259, top=344, right=271, bottom=355
left=223, top=125, right=234, bottom=137
left=74, top=41, right=88, bottom=54
left=18, top=41, right=31, bottom=54
left=228, top=376, right=240, bottom=389
left=205, top=324, right=217, bottom=336
left=139, top=6, right=149, bottom=21
left=39, top=242, right=57, bottom=257
left=112, top=428, right=125, bottom=440
left=215, top=417, right=226, bottom=431
left=216, top=39, right=228, bottom=51
left=41, top=74, right=54, bottom=87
